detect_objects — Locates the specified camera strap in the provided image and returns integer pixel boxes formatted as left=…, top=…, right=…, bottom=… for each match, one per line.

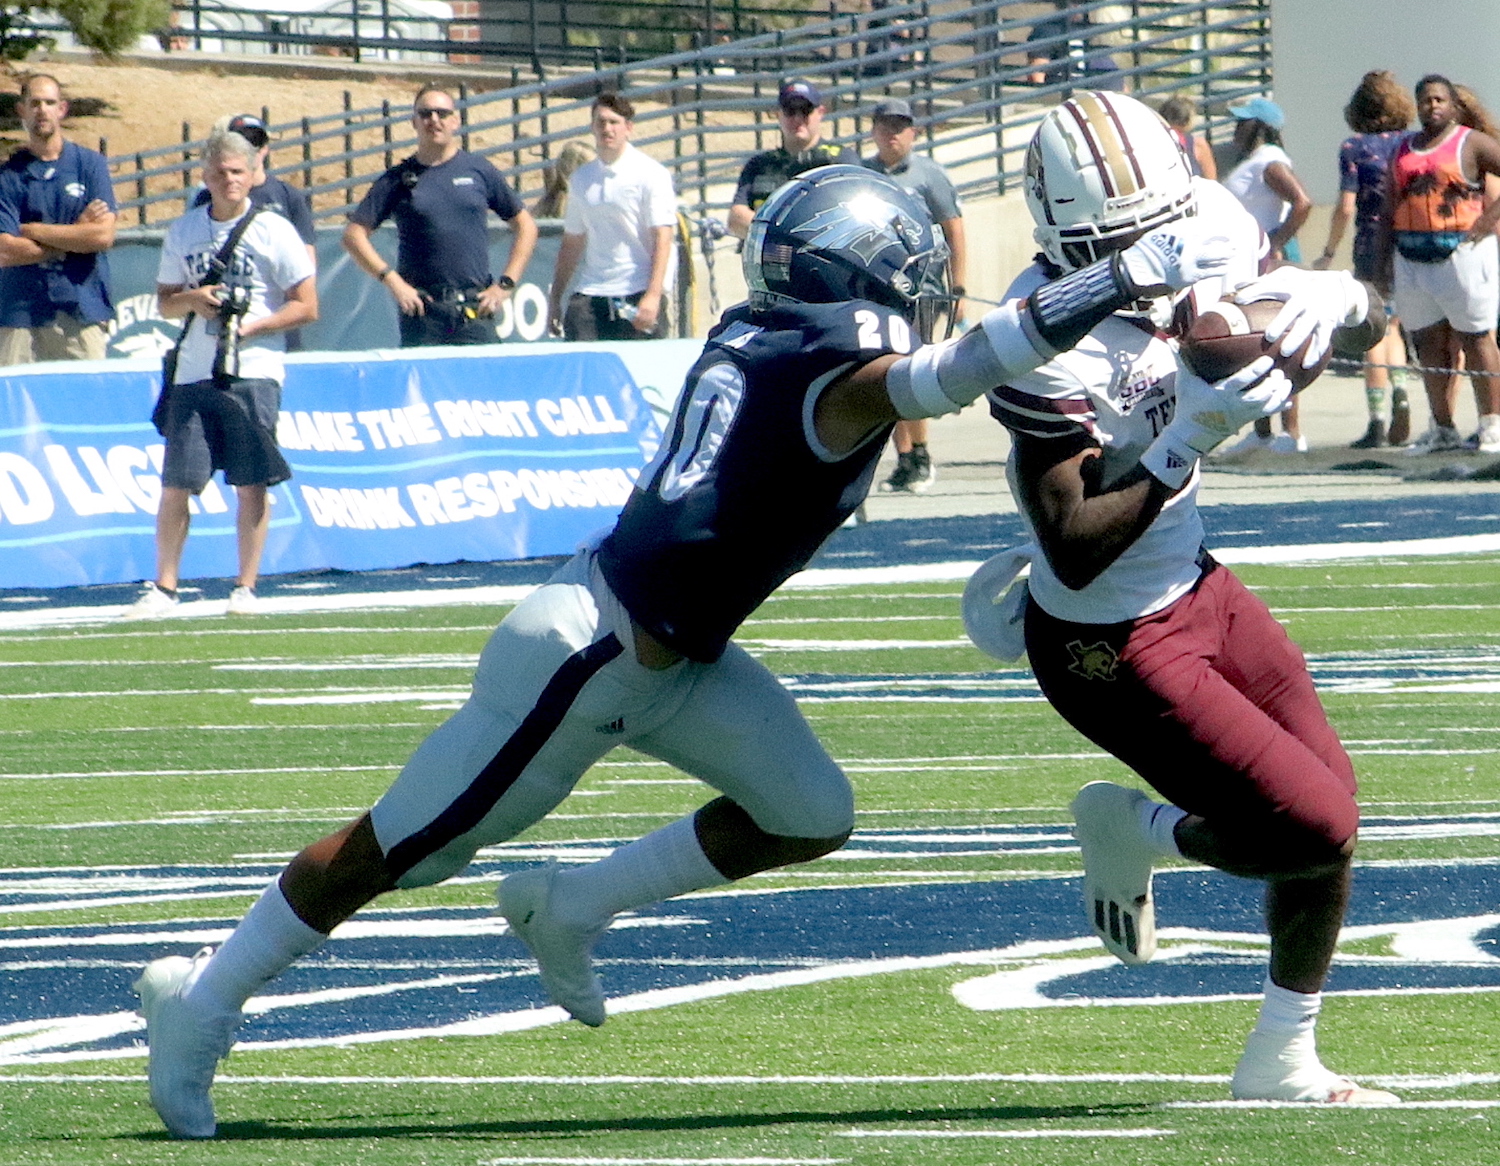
left=162, top=204, right=262, bottom=389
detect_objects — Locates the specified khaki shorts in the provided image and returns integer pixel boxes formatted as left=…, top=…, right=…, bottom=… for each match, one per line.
left=1393, top=235, right=1500, bottom=334
left=0, top=315, right=108, bottom=365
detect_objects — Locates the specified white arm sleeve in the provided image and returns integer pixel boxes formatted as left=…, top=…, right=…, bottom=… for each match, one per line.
left=885, top=299, right=1054, bottom=420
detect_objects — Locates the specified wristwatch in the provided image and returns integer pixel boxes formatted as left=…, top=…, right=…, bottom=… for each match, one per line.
left=495, top=275, right=517, bottom=291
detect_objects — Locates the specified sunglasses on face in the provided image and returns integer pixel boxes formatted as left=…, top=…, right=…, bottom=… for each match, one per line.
left=416, top=107, right=457, bottom=120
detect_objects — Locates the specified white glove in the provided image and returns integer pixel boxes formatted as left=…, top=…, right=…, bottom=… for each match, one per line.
left=1117, top=215, right=1237, bottom=295
left=1140, top=355, right=1294, bottom=489
left=1231, top=267, right=1370, bottom=369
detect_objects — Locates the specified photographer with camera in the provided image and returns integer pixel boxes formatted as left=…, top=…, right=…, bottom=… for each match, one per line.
left=126, top=130, right=317, bottom=619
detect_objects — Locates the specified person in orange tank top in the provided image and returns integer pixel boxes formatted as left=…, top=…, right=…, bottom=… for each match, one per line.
left=1379, top=74, right=1500, bottom=454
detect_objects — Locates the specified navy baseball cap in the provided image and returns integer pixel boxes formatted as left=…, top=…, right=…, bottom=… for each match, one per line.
left=872, top=98, right=914, bottom=123
left=226, top=114, right=270, bottom=148
left=1226, top=96, right=1285, bottom=130
left=778, top=79, right=822, bottom=111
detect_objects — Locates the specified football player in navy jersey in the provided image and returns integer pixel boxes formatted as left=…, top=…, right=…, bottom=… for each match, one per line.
left=969, top=91, right=1394, bottom=1104
left=132, top=163, right=1332, bottom=1139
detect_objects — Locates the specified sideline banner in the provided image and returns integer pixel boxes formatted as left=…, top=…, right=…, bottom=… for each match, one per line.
left=0, top=344, right=678, bottom=590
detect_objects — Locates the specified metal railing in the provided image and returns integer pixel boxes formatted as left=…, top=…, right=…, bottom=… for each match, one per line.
left=110, top=0, right=1272, bottom=228
left=165, top=0, right=838, bottom=65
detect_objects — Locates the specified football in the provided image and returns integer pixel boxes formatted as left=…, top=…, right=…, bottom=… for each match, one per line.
left=1178, top=297, right=1333, bottom=393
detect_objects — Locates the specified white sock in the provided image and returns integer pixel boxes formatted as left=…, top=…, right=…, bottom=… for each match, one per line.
left=1252, top=975, right=1322, bottom=1039
left=188, top=881, right=327, bottom=1015
left=550, top=815, right=728, bottom=931
left=1136, top=798, right=1185, bottom=858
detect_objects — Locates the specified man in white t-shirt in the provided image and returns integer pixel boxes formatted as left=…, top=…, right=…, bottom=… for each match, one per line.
left=547, top=93, right=677, bottom=340
left=126, top=130, right=317, bottom=619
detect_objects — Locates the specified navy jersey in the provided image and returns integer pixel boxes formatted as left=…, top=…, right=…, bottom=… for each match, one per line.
left=349, top=150, right=524, bottom=293
left=599, top=298, right=913, bottom=663
left=0, top=141, right=116, bottom=326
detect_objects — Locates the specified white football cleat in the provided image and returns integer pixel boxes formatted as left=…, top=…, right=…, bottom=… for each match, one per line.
left=1071, top=781, right=1157, bottom=964
left=497, top=863, right=607, bottom=1027
left=133, top=948, right=242, bottom=1138
left=1232, top=1029, right=1401, bottom=1104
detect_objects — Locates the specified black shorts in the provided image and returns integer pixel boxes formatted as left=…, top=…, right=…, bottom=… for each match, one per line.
left=158, top=377, right=291, bottom=493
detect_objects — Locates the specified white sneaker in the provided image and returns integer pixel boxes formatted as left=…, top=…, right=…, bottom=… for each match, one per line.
left=1474, top=414, right=1500, bottom=454
left=1231, top=1028, right=1401, bottom=1104
left=1220, top=431, right=1271, bottom=457
left=1070, top=782, right=1157, bottom=964
left=123, top=583, right=179, bottom=620
left=1267, top=433, right=1308, bottom=453
left=1404, top=424, right=1464, bottom=455
left=497, top=863, right=608, bottom=1027
left=226, top=586, right=259, bottom=615
left=133, top=948, right=242, bottom=1138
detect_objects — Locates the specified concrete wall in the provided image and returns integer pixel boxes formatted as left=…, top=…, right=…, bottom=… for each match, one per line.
left=1272, top=0, right=1500, bottom=205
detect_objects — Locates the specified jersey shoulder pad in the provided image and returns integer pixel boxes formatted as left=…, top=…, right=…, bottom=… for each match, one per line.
left=766, top=299, right=917, bottom=361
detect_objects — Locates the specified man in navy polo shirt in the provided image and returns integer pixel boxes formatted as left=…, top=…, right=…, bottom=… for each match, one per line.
left=0, top=73, right=117, bottom=365
left=343, top=85, right=538, bottom=347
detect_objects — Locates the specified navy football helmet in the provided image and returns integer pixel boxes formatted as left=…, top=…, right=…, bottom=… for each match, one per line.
left=743, top=165, right=948, bottom=324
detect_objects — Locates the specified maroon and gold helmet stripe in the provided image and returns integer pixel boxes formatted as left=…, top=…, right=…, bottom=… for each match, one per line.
left=1061, top=91, right=1145, bottom=199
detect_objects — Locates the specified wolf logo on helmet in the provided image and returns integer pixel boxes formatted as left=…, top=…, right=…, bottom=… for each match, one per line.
left=743, top=165, right=948, bottom=322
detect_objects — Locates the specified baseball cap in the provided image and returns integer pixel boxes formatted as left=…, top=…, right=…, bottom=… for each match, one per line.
left=1226, top=96, right=1285, bottom=130
left=778, top=78, right=822, bottom=111
left=226, top=114, right=270, bottom=148
left=871, top=97, right=914, bottom=123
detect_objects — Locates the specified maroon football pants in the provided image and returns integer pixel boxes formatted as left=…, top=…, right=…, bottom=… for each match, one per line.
left=1025, top=560, right=1358, bottom=868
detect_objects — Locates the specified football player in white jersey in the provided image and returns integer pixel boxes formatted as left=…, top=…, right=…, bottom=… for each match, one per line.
left=975, top=90, right=1395, bottom=1104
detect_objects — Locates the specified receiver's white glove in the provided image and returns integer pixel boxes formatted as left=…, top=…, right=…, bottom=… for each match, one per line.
left=1231, top=267, right=1370, bottom=368
left=1118, top=215, right=1237, bottom=296
left=1140, top=356, right=1294, bottom=489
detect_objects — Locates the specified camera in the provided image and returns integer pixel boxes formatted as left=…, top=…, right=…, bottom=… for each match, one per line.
left=217, top=282, right=252, bottom=322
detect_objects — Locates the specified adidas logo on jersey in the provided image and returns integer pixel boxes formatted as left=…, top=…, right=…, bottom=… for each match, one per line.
left=595, top=717, right=626, bottom=735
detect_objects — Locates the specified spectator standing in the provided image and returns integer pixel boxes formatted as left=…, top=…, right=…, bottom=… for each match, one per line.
left=1158, top=95, right=1217, bottom=180
left=343, top=85, right=538, bottom=347
left=863, top=97, right=967, bottom=492
left=1313, top=71, right=1414, bottom=448
left=1025, top=3, right=1123, bottom=94
left=126, top=131, right=318, bottom=619
left=1381, top=74, right=1500, bottom=455
left=727, top=79, right=859, bottom=240
left=533, top=140, right=595, bottom=220
left=547, top=94, right=678, bottom=341
left=195, top=114, right=317, bottom=351
left=1222, top=97, right=1313, bottom=453
left=0, top=74, right=117, bottom=365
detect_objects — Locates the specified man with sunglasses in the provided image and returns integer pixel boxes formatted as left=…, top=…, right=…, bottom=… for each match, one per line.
left=726, top=78, right=858, bottom=241
left=344, top=85, right=538, bottom=346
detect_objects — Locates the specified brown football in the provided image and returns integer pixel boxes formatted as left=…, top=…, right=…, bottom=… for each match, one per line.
left=1178, top=297, right=1332, bottom=393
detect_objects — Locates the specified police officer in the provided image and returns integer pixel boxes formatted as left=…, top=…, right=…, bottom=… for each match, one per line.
left=343, top=85, right=538, bottom=347
left=726, top=79, right=859, bottom=240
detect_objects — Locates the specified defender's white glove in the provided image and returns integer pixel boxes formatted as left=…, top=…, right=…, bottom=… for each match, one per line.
left=1117, top=215, right=1237, bottom=296
left=1140, top=356, right=1294, bottom=489
left=1232, top=267, right=1370, bottom=368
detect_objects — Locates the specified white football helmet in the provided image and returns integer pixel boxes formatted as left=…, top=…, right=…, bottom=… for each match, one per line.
left=1025, top=90, right=1196, bottom=273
